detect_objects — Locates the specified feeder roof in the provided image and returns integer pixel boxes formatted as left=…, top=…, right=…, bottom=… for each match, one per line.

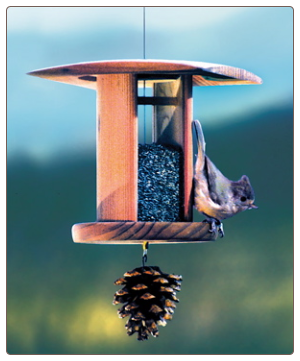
left=28, top=59, right=262, bottom=90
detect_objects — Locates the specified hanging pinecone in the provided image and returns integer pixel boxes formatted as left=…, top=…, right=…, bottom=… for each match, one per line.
left=112, top=266, right=182, bottom=341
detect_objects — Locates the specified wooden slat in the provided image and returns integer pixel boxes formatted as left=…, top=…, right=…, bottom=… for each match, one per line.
left=137, top=96, right=178, bottom=106
left=72, top=221, right=217, bottom=244
left=96, top=74, right=138, bottom=221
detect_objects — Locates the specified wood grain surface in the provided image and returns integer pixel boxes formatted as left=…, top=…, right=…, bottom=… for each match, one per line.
left=72, top=221, right=217, bottom=244
left=28, top=59, right=262, bottom=90
left=96, top=74, right=138, bottom=221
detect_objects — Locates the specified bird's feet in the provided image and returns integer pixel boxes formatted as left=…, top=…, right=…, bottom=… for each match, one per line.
left=203, top=218, right=225, bottom=238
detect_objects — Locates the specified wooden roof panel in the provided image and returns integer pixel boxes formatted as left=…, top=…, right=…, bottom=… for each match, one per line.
left=28, top=59, right=262, bottom=89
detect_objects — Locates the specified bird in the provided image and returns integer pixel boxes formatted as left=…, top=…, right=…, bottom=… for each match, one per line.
left=193, top=119, right=257, bottom=237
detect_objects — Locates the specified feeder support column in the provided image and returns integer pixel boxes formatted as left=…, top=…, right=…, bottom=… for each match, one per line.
left=96, top=73, right=138, bottom=221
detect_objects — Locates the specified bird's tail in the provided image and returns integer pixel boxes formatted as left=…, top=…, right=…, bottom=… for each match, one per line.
left=193, top=119, right=206, bottom=153
left=193, top=119, right=206, bottom=172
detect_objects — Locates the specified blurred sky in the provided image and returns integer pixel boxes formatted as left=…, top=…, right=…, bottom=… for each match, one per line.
left=7, top=6, right=293, bottom=162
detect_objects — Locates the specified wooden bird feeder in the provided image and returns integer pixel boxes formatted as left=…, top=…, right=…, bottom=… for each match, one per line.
left=28, top=60, right=262, bottom=245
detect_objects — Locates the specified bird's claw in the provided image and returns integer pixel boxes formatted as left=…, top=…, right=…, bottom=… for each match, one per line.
left=203, top=218, right=225, bottom=238
left=218, top=222, right=225, bottom=238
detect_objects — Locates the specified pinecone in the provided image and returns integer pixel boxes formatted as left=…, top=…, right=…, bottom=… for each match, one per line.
left=113, top=266, right=182, bottom=341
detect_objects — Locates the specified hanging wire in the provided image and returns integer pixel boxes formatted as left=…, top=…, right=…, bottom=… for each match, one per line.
left=143, top=7, right=146, bottom=60
left=143, top=7, right=146, bottom=144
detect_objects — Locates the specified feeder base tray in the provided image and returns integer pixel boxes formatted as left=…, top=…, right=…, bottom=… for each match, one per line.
left=71, top=221, right=217, bottom=244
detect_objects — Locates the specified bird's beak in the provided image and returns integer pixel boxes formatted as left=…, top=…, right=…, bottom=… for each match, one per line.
left=249, top=203, right=258, bottom=209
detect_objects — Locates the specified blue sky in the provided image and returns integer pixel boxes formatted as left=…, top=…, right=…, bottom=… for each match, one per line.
left=7, top=6, right=293, bottom=161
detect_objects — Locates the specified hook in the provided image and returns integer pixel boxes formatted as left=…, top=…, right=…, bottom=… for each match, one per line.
left=142, top=241, right=149, bottom=267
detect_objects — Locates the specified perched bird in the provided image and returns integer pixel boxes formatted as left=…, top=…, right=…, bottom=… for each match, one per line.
left=193, top=119, right=257, bottom=237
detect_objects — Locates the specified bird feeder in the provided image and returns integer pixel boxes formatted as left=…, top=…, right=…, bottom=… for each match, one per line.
left=28, top=60, right=262, bottom=245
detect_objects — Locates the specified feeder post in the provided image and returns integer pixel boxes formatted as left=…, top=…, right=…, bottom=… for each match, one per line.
left=182, top=75, right=193, bottom=221
left=96, top=74, right=138, bottom=221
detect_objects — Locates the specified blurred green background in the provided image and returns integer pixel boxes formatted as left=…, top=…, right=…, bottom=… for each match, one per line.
left=7, top=7, right=293, bottom=354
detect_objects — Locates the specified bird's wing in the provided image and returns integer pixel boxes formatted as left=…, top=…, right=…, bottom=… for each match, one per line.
left=205, top=156, right=232, bottom=205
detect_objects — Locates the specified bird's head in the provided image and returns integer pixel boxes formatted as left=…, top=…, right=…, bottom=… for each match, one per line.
left=232, top=175, right=258, bottom=212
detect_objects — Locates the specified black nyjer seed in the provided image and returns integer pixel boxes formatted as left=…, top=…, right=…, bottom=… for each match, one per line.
left=138, top=143, right=183, bottom=222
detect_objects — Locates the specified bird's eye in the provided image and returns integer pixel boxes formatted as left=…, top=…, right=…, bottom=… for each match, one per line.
left=240, top=196, right=247, bottom=202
